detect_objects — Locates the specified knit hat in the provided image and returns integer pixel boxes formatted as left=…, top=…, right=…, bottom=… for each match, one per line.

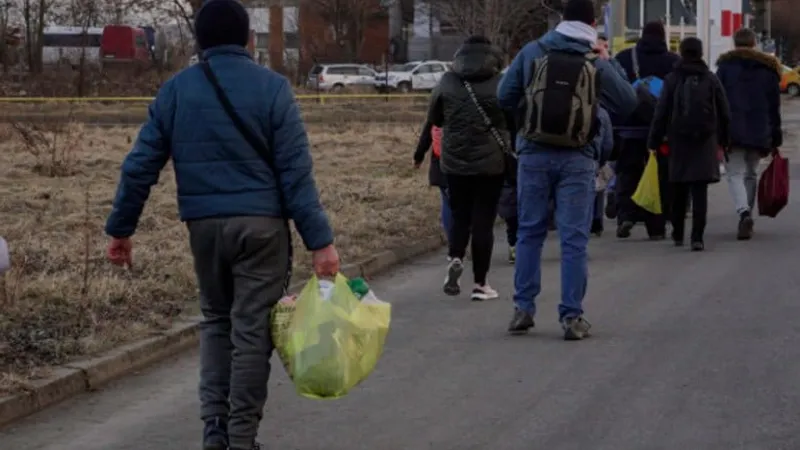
left=563, top=0, right=596, bottom=26
left=194, top=0, right=250, bottom=51
left=642, top=21, right=666, bottom=41
left=679, top=37, right=703, bottom=60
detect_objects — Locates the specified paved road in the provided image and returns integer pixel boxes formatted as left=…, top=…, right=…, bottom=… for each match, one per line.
left=4, top=174, right=800, bottom=450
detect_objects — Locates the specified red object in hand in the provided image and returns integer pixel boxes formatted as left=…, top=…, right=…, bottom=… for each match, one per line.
left=757, top=149, right=789, bottom=218
left=107, top=237, right=133, bottom=267
left=658, top=143, right=669, bottom=156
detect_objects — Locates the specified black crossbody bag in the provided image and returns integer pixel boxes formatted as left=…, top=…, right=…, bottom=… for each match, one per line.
left=200, top=61, right=293, bottom=293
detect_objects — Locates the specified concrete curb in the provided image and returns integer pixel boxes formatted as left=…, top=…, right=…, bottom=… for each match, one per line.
left=0, top=234, right=445, bottom=429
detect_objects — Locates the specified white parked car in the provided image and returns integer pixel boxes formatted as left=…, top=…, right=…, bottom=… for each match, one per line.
left=305, top=64, right=378, bottom=92
left=374, top=60, right=452, bottom=93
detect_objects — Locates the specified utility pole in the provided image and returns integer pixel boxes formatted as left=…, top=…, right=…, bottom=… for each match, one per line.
left=609, top=0, right=626, bottom=53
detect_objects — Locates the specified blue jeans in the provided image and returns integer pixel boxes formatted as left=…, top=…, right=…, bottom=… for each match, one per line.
left=513, top=151, right=596, bottom=321
left=439, top=186, right=453, bottom=244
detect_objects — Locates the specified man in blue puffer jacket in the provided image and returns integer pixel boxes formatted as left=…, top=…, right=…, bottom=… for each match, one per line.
left=104, top=2, right=338, bottom=449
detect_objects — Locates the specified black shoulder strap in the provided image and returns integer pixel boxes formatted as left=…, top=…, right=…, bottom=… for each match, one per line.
left=200, top=61, right=287, bottom=215
left=200, top=61, right=293, bottom=292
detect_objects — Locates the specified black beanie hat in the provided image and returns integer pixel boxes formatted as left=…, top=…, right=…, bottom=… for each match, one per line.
left=195, top=0, right=250, bottom=51
left=679, top=37, right=703, bottom=60
left=642, top=21, right=666, bottom=41
left=562, top=0, right=596, bottom=25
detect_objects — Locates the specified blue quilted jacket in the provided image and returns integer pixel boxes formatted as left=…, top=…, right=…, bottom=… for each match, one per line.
left=105, top=46, right=333, bottom=250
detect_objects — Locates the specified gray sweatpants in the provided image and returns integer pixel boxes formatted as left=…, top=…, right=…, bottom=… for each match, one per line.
left=188, top=216, right=290, bottom=450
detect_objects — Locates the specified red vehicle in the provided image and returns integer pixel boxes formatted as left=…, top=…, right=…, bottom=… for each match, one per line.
left=100, top=25, right=151, bottom=66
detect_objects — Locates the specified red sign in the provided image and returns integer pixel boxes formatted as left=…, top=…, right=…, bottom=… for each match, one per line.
left=721, top=10, right=733, bottom=37
left=733, top=13, right=743, bottom=32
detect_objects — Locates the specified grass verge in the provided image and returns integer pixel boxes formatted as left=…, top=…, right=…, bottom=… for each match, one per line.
left=0, top=120, right=439, bottom=394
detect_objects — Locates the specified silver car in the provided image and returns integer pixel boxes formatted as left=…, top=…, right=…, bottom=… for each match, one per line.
left=306, top=64, right=378, bottom=92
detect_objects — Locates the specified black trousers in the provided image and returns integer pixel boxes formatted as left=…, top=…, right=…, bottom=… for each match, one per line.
left=616, top=152, right=671, bottom=236
left=505, top=216, right=518, bottom=247
left=671, top=182, right=708, bottom=242
left=446, top=174, right=504, bottom=285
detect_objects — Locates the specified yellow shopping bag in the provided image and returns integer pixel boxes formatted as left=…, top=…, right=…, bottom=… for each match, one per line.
left=271, top=274, right=391, bottom=400
left=631, top=152, right=662, bottom=214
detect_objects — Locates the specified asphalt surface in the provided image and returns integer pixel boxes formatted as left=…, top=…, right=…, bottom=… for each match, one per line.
left=4, top=169, right=800, bottom=449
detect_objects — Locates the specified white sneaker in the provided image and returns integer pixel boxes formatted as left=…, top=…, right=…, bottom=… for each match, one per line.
left=471, top=283, right=499, bottom=301
left=443, top=258, right=463, bottom=296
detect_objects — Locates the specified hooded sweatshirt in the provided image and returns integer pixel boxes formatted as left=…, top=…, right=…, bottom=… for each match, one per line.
left=497, top=22, right=638, bottom=157
left=426, top=40, right=508, bottom=176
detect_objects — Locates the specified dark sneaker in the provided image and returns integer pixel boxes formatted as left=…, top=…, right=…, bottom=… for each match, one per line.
left=508, top=309, right=535, bottom=335
left=508, top=246, right=516, bottom=263
left=591, top=219, right=604, bottom=237
left=471, top=284, right=499, bottom=301
left=443, top=258, right=464, bottom=296
left=737, top=212, right=754, bottom=240
left=691, top=241, right=705, bottom=252
left=671, top=230, right=684, bottom=247
left=562, top=316, right=592, bottom=341
left=616, top=221, right=634, bottom=238
left=203, top=417, right=228, bottom=450
left=605, top=192, right=618, bottom=219
left=648, top=234, right=666, bottom=241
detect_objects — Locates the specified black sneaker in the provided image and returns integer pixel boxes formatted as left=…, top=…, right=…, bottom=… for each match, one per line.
left=616, top=221, right=634, bottom=238
left=508, top=309, right=535, bottom=335
left=691, top=241, right=705, bottom=252
left=443, top=258, right=464, bottom=296
left=605, top=192, right=618, bottom=219
left=203, top=417, right=228, bottom=450
left=648, top=234, right=666, bottom=241
left=671, top=231, right=684, bottom=247
left=562, top=316, right=592, bottom=341
left=591, top=219, right=604, bottom=237
left=737, top=212, right=754, bottom=240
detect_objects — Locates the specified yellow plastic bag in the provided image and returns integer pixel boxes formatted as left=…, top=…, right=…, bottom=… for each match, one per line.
left=271, top=274, right=391, bottom=400
left=631, top=152, right=662, bottom=214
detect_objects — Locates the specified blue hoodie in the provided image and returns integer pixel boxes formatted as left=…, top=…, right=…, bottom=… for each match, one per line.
left=497, top=30, right=637, bottom=156
left=591, top=106, right=614, bottom=165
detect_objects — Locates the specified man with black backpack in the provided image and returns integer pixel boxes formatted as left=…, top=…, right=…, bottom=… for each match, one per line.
left=613, top=21, right=679, bottom=240
left=497, top=0, right=637, bottom=340
left=716, top=28, right=783, bottom=240
left=647, top=37, right=731, bottom=251
left=105, top=2, right=339, bottom=449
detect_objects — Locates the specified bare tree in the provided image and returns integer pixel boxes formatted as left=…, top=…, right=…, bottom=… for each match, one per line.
left=303, top=0, right=390, bottom=62
left=21, top=0, right=49, bottom=72
left=430, top=0, right=549, bottom=54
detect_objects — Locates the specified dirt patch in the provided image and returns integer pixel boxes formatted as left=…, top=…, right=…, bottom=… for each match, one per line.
left=0, top=120, right=439, bottom=394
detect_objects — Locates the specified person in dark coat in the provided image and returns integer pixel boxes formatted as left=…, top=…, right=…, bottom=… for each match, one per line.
left=613, top=21, right=680, bottom=240
left=427, top=35, right=508, bottom=301
left=647, top=37, right=731, bottom=252
left=414, top=120, right=452, bottom=245
left=716, top=28, right=783, bottom=240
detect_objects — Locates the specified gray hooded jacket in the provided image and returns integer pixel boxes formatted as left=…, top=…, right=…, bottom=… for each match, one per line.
left=426, top=42, right=508, bottom=176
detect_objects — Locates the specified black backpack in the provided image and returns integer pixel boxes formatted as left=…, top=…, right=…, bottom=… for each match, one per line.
left=671, top=74, right=716, bottom=139
left=522, top=47, right=601, bottom=148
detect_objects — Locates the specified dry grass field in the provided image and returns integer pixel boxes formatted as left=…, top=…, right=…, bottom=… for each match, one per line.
left=0, top=120, right=441, bottom=393
left=0, top=99, right=429, bottom=124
